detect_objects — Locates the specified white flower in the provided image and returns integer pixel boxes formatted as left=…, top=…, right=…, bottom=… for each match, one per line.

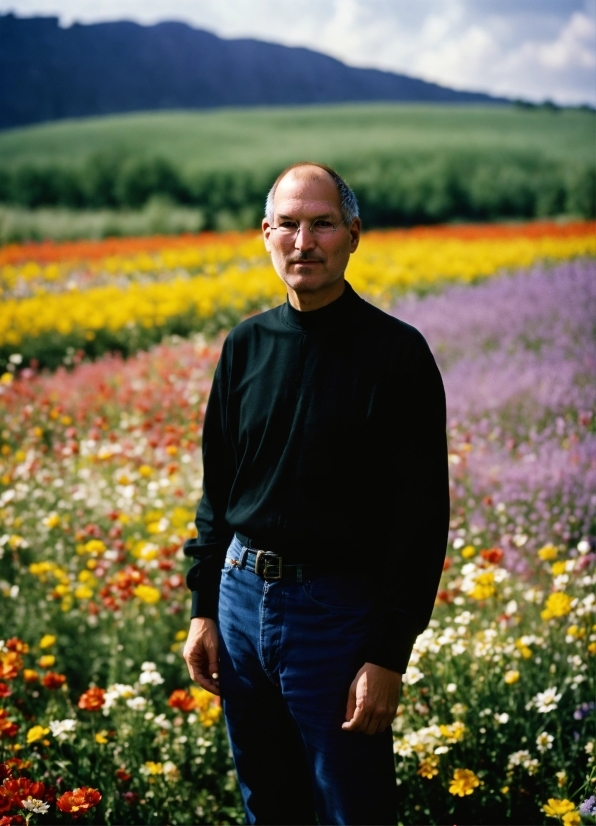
left=163, top=760, right=178, bottom=777
left=578, top=540, right=591, bottom=554
left=22, top=797, right=50, bottom=814
left=139, top=669, right=165, bottom=686
left=403, top=665, right=424, bottom=685
left=533, top=687, right=562, bottom=713
left=536, top=732, right=554, bottom=752
left=49, top=719, right=77, bottom=741
left=446, top=683, right=457, bottom=693
left=507, top=750, right=540, bottom=774
left=104, top=683, right=136, bottom=710
left=434, top=745, right=450, bottom=755
left=494, top=713, right=510, bottom=725
left=141, top=661, right=157, bottom=671
left=126, top=696, right=147, bottom=711
left=152, top=713, right=172, bottom=729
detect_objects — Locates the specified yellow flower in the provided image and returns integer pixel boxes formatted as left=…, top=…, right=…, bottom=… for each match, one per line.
left=556, top=771, right=568, bottom=787
left=449, top=769, right=481, bottom=797
left=44, top=513, right=61, bottom=529
left=562, top=812, right=581, bottom=826
left=588, top=642, right=596, bottom=655
left=95, top=731, right=109, bottom=744
left=551, top=561, right=568, bottom=576
left=542, top=799, right=576, bottom=817
left=81, top=539, right=106, bottom=555
left=504, top=670, right=520, bottom=684
left=26, top=725, right=50, bottom=744
left=541, top=592, right=573, bottom=621
left=439, top=722, right=466, bottom=742
left=538, top=544, right=558, bottom=561
left=143, top=761, right=163, bottom=775
left=39, top=634, right=56, bottom=649
left=74, top=585, right=93, bottom=600
left=139, top=465, right=154, bottom=477
left=174, top=630, right=187, bottom=641
left=1, top=372, right=13, bottom=385
left=461, top=545, right=476, bottom=559
left=38, top=655, right=55, bottom=669
left=501, top=786, right=509, bottom=794
left=418, top=755, right=439, bottom=778
left=469, top=570, right=496, bottom=600
left=134, top=584, right=161, bottom=604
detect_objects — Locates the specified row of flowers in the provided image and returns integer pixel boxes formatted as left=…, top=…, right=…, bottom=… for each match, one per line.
left=0, top=221, right=594, bottom=371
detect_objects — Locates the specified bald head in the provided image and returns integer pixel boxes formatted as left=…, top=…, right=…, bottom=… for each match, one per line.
left=265, top=162, right=359, bottom=225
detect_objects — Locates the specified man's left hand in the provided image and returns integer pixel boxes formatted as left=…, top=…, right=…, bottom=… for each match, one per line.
left=342, top=662, right=402, bottom=735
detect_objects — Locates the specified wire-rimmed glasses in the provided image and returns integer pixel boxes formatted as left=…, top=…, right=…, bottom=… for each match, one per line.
left=270, top=217, right=347, bottom=238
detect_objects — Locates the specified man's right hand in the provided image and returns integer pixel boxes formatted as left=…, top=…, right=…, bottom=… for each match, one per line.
left=183, top=617, right=220, bottom=696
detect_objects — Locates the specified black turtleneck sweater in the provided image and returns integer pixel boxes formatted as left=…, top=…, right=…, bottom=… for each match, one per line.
left=184, top=281, right=449, bottom=673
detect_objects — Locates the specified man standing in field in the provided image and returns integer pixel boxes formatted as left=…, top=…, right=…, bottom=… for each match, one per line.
left=183, top=162, right=449, bottom=825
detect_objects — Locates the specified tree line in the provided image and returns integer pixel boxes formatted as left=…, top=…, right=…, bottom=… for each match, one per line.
left=0, top=150, right=593, bottom=227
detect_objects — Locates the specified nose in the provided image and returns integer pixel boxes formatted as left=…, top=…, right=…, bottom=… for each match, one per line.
left=294, top=223, right=317, bottom=252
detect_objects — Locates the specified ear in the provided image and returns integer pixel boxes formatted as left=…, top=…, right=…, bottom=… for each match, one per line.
left=348, top=217, right=361, bottom=253
left=262, top=217, right=273, bottom=253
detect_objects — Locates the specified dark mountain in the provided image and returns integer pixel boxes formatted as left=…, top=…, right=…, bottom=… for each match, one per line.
left=0, top=13, right=507, bottom=130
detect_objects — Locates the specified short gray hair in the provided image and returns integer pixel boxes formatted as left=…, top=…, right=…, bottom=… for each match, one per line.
left=265, top=162, right=359, bottom=225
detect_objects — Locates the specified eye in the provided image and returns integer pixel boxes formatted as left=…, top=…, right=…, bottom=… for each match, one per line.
left=278, top=220, right=298, bottom=230
left=312, top=220, right=333, bottom=229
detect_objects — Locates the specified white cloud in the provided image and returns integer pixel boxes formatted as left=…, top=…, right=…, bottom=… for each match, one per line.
left=1, top=0, right=594, bottom=104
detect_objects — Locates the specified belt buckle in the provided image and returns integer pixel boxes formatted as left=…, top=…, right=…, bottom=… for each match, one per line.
left=255, top=550, right=282, bottom=580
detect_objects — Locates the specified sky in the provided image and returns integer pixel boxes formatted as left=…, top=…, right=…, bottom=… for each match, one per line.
left=2, top=0, right=595, bottom=105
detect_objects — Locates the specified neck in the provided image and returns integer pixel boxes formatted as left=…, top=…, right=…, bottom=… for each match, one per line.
left=286, top=278, right=346, bottom=312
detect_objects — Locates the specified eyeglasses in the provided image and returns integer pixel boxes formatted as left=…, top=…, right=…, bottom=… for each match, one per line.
left=270, top=217, right=347, bottom=238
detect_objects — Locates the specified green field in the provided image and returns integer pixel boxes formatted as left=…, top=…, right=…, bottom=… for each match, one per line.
left=0, top=103, right=593, bottom=171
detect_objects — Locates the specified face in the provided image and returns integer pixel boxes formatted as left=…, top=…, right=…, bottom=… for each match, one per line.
left=262, top=168, right=360, bottom=303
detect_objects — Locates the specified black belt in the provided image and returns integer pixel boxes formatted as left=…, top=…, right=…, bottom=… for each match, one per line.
left=234, top=533, right=324, bottom=582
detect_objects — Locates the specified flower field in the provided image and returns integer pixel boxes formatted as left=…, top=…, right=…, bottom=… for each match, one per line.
left=0, top=225, right=594, bottom=824
left=0, top=220, right=594, bottom=372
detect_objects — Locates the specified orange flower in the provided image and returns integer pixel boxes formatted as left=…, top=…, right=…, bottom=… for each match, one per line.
left=115, top=768, right=131, bottom=782
left=4, top=640, right=29, bottom=655
left=77, top=687, right=106, bottom=711
left=0, top=711, right=18, bottom=740
left=41, top=672, right=66, bottom=690
left=167, top=689, right=196, bottom=712
left=0, top=654, right=23, bottom=681
left=22, top=670, right=38, bottom=683
left=56, top=787, right=101, bottom=819
left=480, top=548, right=504, bottom=565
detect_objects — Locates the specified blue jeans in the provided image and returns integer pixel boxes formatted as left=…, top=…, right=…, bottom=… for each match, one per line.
left=218, top=536, right=398, bottom=825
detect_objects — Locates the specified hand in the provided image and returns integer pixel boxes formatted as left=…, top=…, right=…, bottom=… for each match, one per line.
left=182, top=617, right=220, bottom=696
left=342, top=662, right=402, bottom=735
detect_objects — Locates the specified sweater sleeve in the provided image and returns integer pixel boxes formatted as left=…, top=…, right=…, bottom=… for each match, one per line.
left=365, top=330, right=450, bottom=673
left=184, top=348, right=236, bottom=620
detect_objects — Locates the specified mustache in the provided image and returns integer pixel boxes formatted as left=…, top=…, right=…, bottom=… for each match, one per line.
left=287, top=252, right=326, bottom=264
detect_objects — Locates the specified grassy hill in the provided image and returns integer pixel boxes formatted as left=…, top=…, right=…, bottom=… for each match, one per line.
left=0, top=103, right=593, bottom=171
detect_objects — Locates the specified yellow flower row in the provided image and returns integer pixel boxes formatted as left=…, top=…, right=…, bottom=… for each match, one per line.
left=1, top=229, right=594, bottom=348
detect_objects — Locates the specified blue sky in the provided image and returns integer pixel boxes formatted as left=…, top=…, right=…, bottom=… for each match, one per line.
left=2, top=0, right=595, bottom=104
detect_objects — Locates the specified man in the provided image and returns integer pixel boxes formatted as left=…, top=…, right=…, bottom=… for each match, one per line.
left=183, top=162, right=449, bottom=825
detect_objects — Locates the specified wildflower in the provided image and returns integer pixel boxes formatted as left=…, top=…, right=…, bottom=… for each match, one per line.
left=168, top=689, right=195, bottom=712
left=43, top=514, right=61, bottom=529
left=541, top=593, right=572, bottom=620
left=446, top=683, right=457, bottom=693
left=22, top=797, right=50, bottom=814
left=37, top=656, right=55, bottom=669
left=536, top=732, right=554, bottom=752
left=162, top=761, right=179, bottom=780
left=115, top=768, right=131, bottom=783
left=480, top=547, right=503, bottom=564
left=56, top=787, right=101, bottom=819
left=504, top=670, right=520, bottom=684
left=41, top=672, right=66, bottom=689
left=562, top=812, right=581, bottom=826
left=507, top=750, right=540, bottom=774
left=26, top=726, right=50, bottom=744
left=538, top=544, right=558, bottom=560
left=133, top=584, right=161, bottom=604
left=125, top=697, right=147, bottom=711
left=469, top=571, right=496, bottom=600
left=448, top=769, right=480, bottom=797
left=22, top=670, right=38, bottom=683
left=141, top=761, right=163, bottom=775
left=461, top=545, right=476, bottom=559
left=77, top=687, right=106, bottom=711
left=39, top=636, right=56, bottom=649
left=95, top=731, right=109, bottom=744
left=49, top=719, right=77, bottom=742
left=579, top=796, right=596, bottom=816
left=533, top=687, right=562, bottom=713
left=556, top=771, right=568, bottom=787
left=551, top=561, right=568, bottom=576
left=417, top=755, right=439, bottom=778
left=542, top=799, right=576, bottom=817
left=139, top=669, right=164, bottom=686
left=402, top=665, right=424, bottom=685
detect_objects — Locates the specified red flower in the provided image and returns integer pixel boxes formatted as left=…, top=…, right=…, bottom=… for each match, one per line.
left=0, top=712, right=18, bottom=740
left=115, top=768, right=131, bottom=783
left=0, top=684, right=11, bottom=698
left=0, top=654, right=22, bottom=681
left=480, top=547, right=504, bottom=565
left=0, top=778, right=51, bottom=810
left=56, top=787, right=101, bottom=819
left=3, top=760, right=30, bottom=775
left=167, top=689, right=196, bottom=712
left=41, top=672, right=67, bottom=690
left=0, top=815, right=26, bottom=825
left=77, top=687, right=105, bottom=711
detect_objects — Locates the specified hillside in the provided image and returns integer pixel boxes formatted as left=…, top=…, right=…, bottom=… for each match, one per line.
left=0, top=104, right=592, bottom=172
left=0, top=13, right=506, bottom=129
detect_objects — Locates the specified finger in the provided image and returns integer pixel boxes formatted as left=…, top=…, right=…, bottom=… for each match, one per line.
left=344, top=685, right=357, bottom=724
left=193, top=673, right=221, bottom=696
left=342, top=705, right=370, bottom=732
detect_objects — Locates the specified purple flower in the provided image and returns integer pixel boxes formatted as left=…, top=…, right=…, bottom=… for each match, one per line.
left=579, top=795, right=596, bottom=816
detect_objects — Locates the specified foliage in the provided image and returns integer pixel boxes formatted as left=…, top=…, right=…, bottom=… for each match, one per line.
left=0, top=221, right=593, bottom=373
left=0, top=255, right=594, bottom=824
